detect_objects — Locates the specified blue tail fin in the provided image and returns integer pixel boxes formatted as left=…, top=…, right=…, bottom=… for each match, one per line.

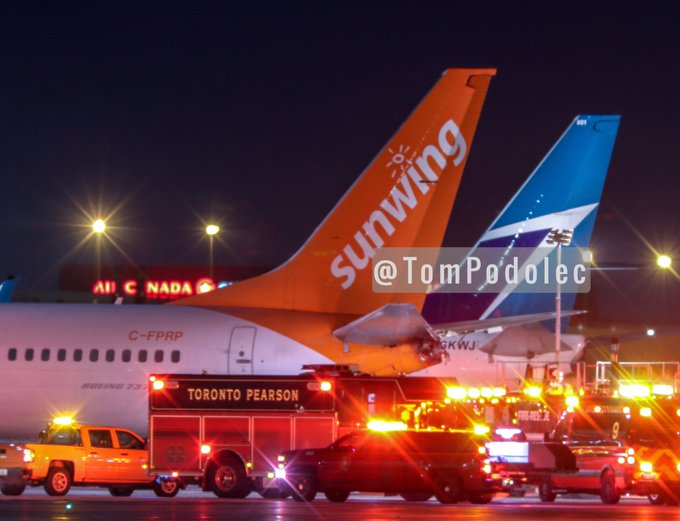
left=0, top=278, right=17, bottom=303
left=422, top=115, right=620, bottom=323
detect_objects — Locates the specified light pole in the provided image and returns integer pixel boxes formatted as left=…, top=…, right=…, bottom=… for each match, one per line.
left=657, top=254, right=672, bottom=269
left=546, top=228, right=573, bottom=380
left=206, top=224, right=220, bottom=280
left=92, top=218, right=106, bottom=285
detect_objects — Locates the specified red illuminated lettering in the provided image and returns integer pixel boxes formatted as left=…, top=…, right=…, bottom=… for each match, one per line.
left=91, top=278, right=213, bottom=299
left=93, top=280, right=116, bottom=295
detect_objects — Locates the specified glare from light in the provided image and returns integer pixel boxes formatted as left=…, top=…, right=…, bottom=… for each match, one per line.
left=657, top=255, right=672, bottom=269
left=652, top=384, right=673, bottom=396
left=92, top=219, right=106, bottom=234
left=565, top=395, right=579, bottom=408
left=447, top=386, right=467, bottom=400
left=582, top=249, right=593, bottom=263
left=473, top=424, right=490, bottom=435
left=206, top=224, right=220, bottom=236
left=647, top=328, right=656, bottom=336
left=367, top=420, right=407, bottom=432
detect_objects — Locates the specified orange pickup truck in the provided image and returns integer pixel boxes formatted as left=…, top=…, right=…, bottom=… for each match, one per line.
left=0, top=418, right=179, bottom=497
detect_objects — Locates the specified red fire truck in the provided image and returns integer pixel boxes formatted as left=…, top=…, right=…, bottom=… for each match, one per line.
left=147, top=368, right=458, bottom=498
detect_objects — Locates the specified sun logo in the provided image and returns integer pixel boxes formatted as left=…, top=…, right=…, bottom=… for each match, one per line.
left=386, top=145, right=413, bottom=178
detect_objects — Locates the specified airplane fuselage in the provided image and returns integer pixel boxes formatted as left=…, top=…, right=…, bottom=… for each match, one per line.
left=0, top=303, right=429, bottom=439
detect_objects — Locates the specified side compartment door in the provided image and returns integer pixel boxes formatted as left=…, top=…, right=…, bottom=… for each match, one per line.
left=228, top=326, right=256, bottom=374
left=150, top=415, right=201, bottom=473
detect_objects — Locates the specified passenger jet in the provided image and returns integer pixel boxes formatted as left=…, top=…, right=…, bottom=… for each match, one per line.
left=0, top=69, right=495, bottom=438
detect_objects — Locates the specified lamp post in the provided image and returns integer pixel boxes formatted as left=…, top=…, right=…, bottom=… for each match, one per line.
left=546, top=228, right=573, bottom=380
left=92, top=218, right=106, bottom=285
left=657, top=254, right=672, bottom=269
left=206, top=224, right=220, bottom=280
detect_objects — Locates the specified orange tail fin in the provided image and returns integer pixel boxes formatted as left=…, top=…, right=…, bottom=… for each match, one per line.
left=175, top=69, right=495, bottom=314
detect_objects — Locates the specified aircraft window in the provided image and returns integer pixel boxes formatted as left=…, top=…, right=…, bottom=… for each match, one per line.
left=57, top=349, right=66, bottom=362
left=155, top=350, right=164, bottom=363
left=122, top=349, right=131, bottom=363
left=74, top=349, right=83, bottom=362
left=41, top=348, right=50, bottom=362
left=171, top=350, right=180, bottom=363
left=8, top=348, right=17, bottom=361
left=138, top=350, right=148, bottom=363
left=89, top=349, right=99, bottom=362
left=106, top=349, right=115, bottom=362
left=25, top=348, right=34, bottom=362
left=89, top=429, right=113, bottom=449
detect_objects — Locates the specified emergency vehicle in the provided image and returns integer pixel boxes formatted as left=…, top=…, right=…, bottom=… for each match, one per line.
left=147, top=368, right=459, bottom=498
left=493, top=380, right=680, bottom=505
left=0, top=418, right=177, bottom=497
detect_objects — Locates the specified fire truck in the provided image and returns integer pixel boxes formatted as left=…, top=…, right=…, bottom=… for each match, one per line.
left=147, top=368, right=459, bottom=498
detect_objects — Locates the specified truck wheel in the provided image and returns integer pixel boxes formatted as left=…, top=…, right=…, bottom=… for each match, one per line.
left=600, top=470, right=620, bottom=505
left=538, top=480, right=557, bottom=502
left=44, top=467, right=72, bottom=496
left=325, top=489, right=350, bottom=502
left=108, top=487, right=134, bottom=497
left=209, top=457, right=250, bottom=498
left=434, top=476, right=463, bottom=504
left=154, top=480, right=180, bottom=498
left=400, top=492, right=433, bottom=502
left=290, top=474, right=317, bottom=502
left=468, top=492, right=494, bottom=504
left=1, top=484, right=26, bottom=496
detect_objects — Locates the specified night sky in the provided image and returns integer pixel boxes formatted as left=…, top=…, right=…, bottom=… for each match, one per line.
left=2, top=1, right=680, bottom=307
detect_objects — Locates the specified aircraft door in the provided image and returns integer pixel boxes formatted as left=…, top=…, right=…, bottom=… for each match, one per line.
left=228, top=326, right=256, bottom=374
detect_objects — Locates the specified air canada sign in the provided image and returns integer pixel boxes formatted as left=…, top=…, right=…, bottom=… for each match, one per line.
left=92, top=278, right=216, bottom=300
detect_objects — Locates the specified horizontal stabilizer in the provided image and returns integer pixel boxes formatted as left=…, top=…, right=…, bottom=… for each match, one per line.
left=333, top=304, right=438, bottom=347
left=433, top=310, right=586, bottom=336
left=478, top=322, right=574, bottom=357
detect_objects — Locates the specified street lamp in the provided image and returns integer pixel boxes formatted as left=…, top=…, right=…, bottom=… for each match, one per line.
left=92, top=218, right=106, bottom=285
left=657, top=254, right=672, bottom=269
left=206, top=224, right=220, bottom=280
left=546, top=228, right=573, bottom=380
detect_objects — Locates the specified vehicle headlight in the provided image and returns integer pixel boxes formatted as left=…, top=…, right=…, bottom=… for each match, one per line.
left=640, top=461, right=653, bottom=473
left=23, top=448, right=35, bottom=463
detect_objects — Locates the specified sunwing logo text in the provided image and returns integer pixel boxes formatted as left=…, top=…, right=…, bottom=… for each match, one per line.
left=331, top=119, right=467, bottom=289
